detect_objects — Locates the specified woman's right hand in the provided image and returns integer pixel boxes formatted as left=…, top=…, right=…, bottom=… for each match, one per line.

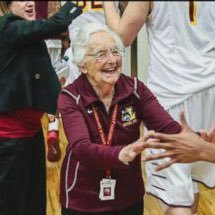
left=118, top=137, right=145, bottom=165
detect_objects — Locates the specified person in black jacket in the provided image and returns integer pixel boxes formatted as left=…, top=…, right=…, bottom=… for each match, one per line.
left=0, top=1, right=82, bottom=215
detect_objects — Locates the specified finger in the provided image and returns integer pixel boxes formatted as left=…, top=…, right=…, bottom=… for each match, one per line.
left=145, top=132, right=174, bottom=142
left=199, top=129, right=210, bottom=142
left=209, top=127, right=215, bottom=135
left=131, top=142, right=145, bottom=154
left=142, top=151, right=172, bottom=161
left=179, top=111, right=189, bottom=131
left=122, top=161, right=129, bottom=166
left=208, top=127, right=215, bottom=143
left=155, top=159, right=177, bottom=171
left=144, top=130, right=155, bottom=141
left=146, top=138, right=160, bottom=144
left=143, top=142, right=173, bottom=150
left=138, top=136, right=149, bottom=144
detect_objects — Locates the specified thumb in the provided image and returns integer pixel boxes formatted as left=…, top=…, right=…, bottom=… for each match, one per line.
left=179, top=111, right=189, bottom=131
left=208, top=127, right=215, bottom=143
left=199, top=129, right=210, bottom=142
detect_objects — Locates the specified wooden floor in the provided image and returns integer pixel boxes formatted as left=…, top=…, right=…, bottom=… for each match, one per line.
left=42, top=115, right=215, bottom=215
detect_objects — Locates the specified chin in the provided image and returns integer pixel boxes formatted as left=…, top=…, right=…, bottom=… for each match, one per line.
left=26, top=16, right=36, bottom=21
left=104, top=78, right=118, bottom=85
left=24, top=13, right=36, bottom=21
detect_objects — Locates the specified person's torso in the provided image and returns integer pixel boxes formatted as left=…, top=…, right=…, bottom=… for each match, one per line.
left=60, top=74, right=144, bottom=212
left=146, top=1, right=215, bottom=109
left=0, top=41, right=61, bottom=114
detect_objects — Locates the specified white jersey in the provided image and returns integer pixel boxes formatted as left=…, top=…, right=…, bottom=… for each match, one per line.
left=61, top=1, right=119, bottom=41
left=45, top=39, right=62, bottom=65
left=63, top=47, right=80, bottom=85
left=146, top=1, right=215, bottom=109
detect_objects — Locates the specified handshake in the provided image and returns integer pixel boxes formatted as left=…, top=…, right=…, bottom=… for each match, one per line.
left=119, top=112, right=215, bottom=170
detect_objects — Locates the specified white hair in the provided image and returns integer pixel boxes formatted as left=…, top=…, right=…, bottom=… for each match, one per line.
left=72, top=22, right=124, bottom=65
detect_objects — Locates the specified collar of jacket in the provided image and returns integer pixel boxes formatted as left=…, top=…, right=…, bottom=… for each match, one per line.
left=70, top=73, right=135, bottom=108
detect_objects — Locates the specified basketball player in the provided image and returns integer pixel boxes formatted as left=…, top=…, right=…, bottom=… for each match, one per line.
left=103, top=2, right=215, bottom=215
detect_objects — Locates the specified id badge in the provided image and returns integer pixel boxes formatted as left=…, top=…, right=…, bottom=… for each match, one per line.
left=99, top=178, right=116, bottom=201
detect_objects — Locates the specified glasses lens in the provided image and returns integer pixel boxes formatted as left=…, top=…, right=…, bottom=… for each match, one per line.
left=92, top=47, right=125, bottom=61
left=112, top=47, right=125, bottom=56
left=112, top=47, right=120, bottom=55
left=94, top=50, right=108, bottom=61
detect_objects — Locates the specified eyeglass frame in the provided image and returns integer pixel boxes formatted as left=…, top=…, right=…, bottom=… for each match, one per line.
left=85, top=46, right=125, bottom=62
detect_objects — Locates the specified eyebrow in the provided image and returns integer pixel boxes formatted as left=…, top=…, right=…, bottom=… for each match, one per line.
left=93, top=46, right=118, bottom=53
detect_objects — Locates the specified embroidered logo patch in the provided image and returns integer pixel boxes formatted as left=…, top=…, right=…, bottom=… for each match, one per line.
left=121, top=106, right=137, bottom=127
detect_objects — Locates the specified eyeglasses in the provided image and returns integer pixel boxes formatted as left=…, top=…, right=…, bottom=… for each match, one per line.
left=86, top=47, right=125, bottom=62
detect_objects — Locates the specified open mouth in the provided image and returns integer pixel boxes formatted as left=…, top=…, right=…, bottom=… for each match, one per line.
left=25, top=8, right=34, bottom=17
left=102, top=68, right=118, bottom=74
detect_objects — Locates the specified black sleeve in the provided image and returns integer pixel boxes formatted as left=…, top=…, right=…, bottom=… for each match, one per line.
left=1, top=2, right=82, bottom=47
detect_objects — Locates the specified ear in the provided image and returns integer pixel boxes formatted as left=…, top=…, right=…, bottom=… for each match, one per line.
left=78, top=64, right=88, bottom=74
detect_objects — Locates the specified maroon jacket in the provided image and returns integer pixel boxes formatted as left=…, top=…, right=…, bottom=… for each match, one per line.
left=58, top=74, right=181, bottom=212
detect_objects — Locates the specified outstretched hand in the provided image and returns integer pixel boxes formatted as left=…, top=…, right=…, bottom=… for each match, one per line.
left=142, top=112, right=204, bottom=171
left=118, top=137, right=145, bottom=165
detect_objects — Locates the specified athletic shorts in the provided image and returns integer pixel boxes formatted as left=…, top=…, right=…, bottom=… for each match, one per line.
left=145, top=86, right=215, bottom=206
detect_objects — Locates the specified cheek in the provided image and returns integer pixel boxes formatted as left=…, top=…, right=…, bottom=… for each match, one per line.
left=14, top=6, right=24, bottom=17
left=86, top=65, right=100, bottom=79
left=91, top=69, right=102, bottom=81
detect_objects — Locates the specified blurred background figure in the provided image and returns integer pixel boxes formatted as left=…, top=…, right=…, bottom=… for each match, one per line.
left=35, top=1, right=71, bottom=162
left=0, top=1, right=82, bottom=215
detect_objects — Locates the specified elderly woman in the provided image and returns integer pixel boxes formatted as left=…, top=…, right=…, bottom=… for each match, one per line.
left=0, top=1, right=82, bottom=215
left=58, top=23, right=181, bottom=215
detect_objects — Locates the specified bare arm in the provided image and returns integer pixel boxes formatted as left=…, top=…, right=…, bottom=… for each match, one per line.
left=103, top=1, right=151, bottom=46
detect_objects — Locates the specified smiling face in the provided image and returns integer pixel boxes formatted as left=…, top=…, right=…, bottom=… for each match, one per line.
left=9, top=1, right=35, bottom=21
left=80, top=31, right=122, bottom=90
